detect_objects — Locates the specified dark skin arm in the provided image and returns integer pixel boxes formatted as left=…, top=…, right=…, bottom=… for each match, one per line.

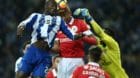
left=17, top=24, right=25, bottom=38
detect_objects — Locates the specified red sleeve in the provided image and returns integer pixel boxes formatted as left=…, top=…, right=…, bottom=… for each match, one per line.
left=79, top=20, right=89, bottom=32
left=82, top=36, right=98, bottom=45
left=46, top=71, right=54, bottom=78
left=72, top=66, right=83, bottom=78
left=104, top=72, right=110, bottom=78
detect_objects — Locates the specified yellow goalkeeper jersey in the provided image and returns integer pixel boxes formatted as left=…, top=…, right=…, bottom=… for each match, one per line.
left=90, top=20, right=129, bottom=78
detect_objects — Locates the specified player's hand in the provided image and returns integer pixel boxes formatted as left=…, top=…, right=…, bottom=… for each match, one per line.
left=16, top=25, right=25, bottom=38
left=73, top=8, right=93, bottom=22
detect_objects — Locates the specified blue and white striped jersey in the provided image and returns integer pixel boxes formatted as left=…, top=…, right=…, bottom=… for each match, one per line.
left=19, top=13, right=75, bottom=48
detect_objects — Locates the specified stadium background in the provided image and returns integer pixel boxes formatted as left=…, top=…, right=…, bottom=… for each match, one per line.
left=0, top=0, right=139, bottom=78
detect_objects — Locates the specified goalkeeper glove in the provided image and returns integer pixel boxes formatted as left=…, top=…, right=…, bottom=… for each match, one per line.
left=73, top=8, right=93, bottom=22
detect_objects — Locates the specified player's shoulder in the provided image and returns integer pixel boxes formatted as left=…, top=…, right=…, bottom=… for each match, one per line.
left=29, top=13, right=44, bottom=18
left=54, top=16, right=64, bottom=25
left=30, top=13, right=39, bottom=16
left=55, top=16, right=63, bottom=20
left=75, top=65, right=84, bottom=70
left=74, top=18, right=86, bottom=23
left=47, top=16, right=62, bottom=21
left=73, top=18, right=88, bottom=28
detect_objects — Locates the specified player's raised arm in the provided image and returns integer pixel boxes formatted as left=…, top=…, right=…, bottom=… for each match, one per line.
left=17, top=13, right=38, bottom=37
left=73, top=8, right=119, bottom=50
left=79, top=20, right=98, bottom=45
left=89, top=20, right=119, bottom=50
left=74, top=8, right=105, bottom=37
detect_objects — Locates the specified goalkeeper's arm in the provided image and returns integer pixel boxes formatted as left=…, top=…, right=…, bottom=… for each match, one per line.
left=73, top=8, right=105, bottom=37
left=89, top=20, right=105, bottom=38
left=73, top=8, right=118, bottom=49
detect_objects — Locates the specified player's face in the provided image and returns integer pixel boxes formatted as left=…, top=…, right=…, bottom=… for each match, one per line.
left=45, top=0, right=57, bottom=15
left=57, top=4, right=71, bottom=19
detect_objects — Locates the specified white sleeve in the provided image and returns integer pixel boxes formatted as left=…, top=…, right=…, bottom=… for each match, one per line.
left=83, top=30, right=93, bottom=35
left=15, top=57, right=22, bottom=72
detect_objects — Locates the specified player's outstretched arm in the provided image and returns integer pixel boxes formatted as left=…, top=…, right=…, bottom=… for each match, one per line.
left=87, top=21, right=118, bottom=50
left=74, top=8, right=119, bottom=50
left=74, top=8, right=104, bottom=37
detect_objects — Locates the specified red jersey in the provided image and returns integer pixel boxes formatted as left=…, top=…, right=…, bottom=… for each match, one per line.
left=72, top=62, right=110, bottom=78
left=56, top=18, right=96, bottom=58
left=46, top=69, right=57, bottom=78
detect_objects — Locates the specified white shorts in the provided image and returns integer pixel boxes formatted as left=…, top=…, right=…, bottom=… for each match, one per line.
left=57, top=58, right=84, bottom=78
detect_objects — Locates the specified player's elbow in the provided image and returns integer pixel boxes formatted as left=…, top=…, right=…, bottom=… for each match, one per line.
left=82, top=36, right=98, bottom=45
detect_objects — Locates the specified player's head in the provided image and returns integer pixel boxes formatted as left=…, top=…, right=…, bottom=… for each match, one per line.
left=52, top=55, right=61, bottom=69
left=44, top=0, right=58, bottom=15
left=88, top=45, right=102, bottom=63
left=22, top=41, right=30, bottom=54
left=55, top=0, right=72, bottom=21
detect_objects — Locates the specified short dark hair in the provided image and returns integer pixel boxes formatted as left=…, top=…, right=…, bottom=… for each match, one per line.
left=44, top=0, right=57, bottom=15
left=88, top=46, right=102, bottom=62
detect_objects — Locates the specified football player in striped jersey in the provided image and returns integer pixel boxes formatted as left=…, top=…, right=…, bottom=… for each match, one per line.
left=16, top=0, right=81, bottom=78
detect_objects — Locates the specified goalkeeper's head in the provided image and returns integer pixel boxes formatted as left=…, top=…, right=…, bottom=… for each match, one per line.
left=88, top=45, right=102, bottom=63
left=44, top=0, right=58, bottom=15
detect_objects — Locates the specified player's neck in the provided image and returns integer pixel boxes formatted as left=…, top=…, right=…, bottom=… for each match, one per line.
left=65, top=16, right=72, bottom=24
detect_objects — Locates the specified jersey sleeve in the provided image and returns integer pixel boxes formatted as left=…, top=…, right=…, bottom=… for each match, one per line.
left=80, top=20, right=89, bottom=31
left=46, top=71, right=54, bottom=78
left=80, top=20, right=92, bottom=35
left=101, top=33, right=119, bottom=50
left=19, top=13, right=38, bottom=30
left=60, top=18, right=75, bottom=40
left=82, top=35, right=98, bottom=45
left=90, top=20, right=119, bottom=50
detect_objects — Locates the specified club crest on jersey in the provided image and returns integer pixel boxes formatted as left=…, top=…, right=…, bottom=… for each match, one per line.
left=71, top=26, right=78, bottom=32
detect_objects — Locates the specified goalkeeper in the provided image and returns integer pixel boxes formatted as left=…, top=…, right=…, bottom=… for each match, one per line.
left=73, top=8, right=129, bottom=78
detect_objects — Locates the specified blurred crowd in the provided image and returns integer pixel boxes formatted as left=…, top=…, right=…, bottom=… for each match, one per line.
left=0, top=0, right=139, bottom=78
